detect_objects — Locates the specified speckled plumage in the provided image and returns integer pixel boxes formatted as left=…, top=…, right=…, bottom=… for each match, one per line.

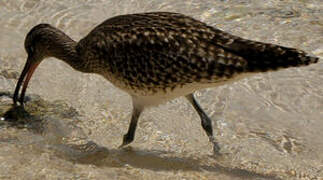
left=75, top=12, right=318, bottom=97
left=14, top=12, right=319, bottom=153
left=76, top=13, right=244, bottom=94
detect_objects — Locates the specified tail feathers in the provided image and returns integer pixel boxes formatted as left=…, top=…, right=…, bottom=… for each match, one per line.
left=214, top=33, right=319, bottom=72
left=243, top=44, right=319, bottom=72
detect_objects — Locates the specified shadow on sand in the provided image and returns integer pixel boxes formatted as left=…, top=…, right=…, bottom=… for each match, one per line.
left=0, top=93, right=280, bottom=180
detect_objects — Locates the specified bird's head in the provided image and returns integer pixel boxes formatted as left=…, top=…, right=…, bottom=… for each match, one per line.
left=13, top=24, right=58, bottom=105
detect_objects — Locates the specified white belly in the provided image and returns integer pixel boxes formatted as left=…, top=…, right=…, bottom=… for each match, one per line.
left=101, top=70, right=256, bottom=107
left=126, top=72, right=256, bottom=107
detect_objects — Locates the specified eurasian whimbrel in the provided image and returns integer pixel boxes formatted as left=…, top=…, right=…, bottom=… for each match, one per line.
left=13, top=12, right=319, bottom=154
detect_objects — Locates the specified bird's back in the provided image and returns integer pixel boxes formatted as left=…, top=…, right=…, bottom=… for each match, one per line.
left=76, top=12, right=318, bottom=96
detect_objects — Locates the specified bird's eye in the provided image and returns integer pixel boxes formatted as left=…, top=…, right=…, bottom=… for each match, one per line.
left=29, top=46, right=34, bottom=53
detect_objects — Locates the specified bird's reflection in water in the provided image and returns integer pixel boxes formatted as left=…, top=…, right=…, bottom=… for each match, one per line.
left=54, top=144, right=276, bottom=179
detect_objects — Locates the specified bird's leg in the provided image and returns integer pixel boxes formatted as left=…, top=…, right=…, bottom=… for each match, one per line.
left=185, top=93, right=220, bottom=154
left=119, top=104, right=143, bottom=148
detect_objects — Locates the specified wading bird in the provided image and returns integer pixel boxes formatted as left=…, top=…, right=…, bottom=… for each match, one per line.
left=13, top=12, right=319, bottom=154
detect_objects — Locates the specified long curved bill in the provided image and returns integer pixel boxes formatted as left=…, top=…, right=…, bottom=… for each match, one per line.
left=13, top=57, right=40, bottom=106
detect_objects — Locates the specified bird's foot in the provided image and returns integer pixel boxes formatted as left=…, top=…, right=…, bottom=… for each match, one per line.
left=209, top=136, right=221, bottom=155
left=212, top=141, right=221, bottom=155
left=118, top=134, right=134, bottom=149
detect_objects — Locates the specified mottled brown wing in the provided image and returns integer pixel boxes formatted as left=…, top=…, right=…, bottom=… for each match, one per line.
left=77, top=21, right=248, bottom=92
left=77, top=12, right=318, bottom=80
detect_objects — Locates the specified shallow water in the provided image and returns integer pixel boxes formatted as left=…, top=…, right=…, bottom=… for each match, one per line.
left=0, top=0, right=322, bottom=179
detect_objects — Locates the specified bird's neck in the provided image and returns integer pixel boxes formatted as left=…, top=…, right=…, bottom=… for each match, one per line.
left=48, top=32, right=89, bottom=73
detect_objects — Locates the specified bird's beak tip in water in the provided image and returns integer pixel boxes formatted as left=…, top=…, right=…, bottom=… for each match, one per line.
left=13, top=57, right=40, bottom=106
